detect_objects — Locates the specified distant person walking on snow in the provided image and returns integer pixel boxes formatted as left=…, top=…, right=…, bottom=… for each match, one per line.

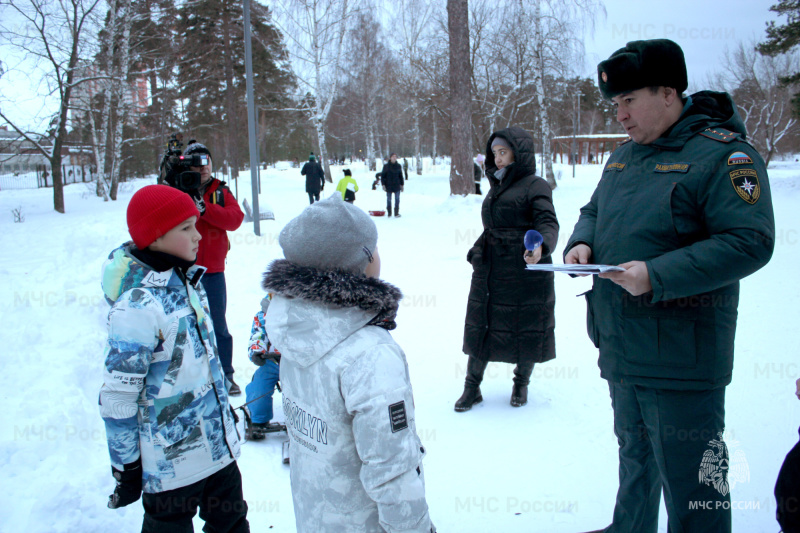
left=380, top=153, right=404, bottom=217
left=301, top=152, right=325, bottom=204
left=335, top=168, right=358, bottom=203
left=403, top=157, right=409, bottom=180
left=473, top=160, right=483, bottom=195
left=458, top=127, right=559, bottom=412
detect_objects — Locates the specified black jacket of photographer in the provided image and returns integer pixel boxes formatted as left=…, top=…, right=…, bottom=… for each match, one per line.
left=463, top=127, right=559, bottom=365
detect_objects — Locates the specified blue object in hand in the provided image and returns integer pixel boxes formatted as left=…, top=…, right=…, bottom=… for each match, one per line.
left=524, top=230, right=543, bottom=251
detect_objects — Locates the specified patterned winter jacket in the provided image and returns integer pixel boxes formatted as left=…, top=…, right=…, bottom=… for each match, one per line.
left=248, top=295, right=280, bottom=362
left=99, top=243, right=241, bottom=493
left=263, top=260, right=433, bottom=533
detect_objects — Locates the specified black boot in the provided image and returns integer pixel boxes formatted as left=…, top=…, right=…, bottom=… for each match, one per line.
left=246, top=422, right=267, bottom=441
left=454, top=385, right=483, bottom=412
left=227, top=375, right=241, bottom=396
left=510, top=383, right=528, bottom=407
left=387, top=206, right=392, bottom=217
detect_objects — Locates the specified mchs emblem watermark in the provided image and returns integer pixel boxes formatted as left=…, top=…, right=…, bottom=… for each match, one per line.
left=691, top=431, right=759, bottom=511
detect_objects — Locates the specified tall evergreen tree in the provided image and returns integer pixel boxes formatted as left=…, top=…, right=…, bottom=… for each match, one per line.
left=177, top=0, right=294, bottom=176
left=758, top=0, right=800, bottom=115
left=129, top=0, right=182, bottom=171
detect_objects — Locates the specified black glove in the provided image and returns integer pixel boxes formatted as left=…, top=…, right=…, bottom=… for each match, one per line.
left=252, top=351, right=267, bottom=367
left=108, top=458, right=142, bottom=509
left=230, top=405, right=240, bottom=424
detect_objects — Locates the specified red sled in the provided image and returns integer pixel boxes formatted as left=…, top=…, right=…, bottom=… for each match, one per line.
left=369, top=210, right=386, bottom=217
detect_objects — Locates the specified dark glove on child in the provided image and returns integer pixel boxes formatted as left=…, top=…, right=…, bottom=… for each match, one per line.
left=108, top=457, right=142, bottom=509
left=252, top=351, right=267, bottom=366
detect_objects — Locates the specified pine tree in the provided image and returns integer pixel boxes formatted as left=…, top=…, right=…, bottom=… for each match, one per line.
left=758, top=0, right=800, bottom=115
left=177, top=0, right=294, bottom=176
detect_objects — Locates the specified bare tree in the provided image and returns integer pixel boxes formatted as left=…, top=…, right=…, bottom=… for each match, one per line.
left=389, top=0, right=438, bottom=176
left=447, top=0, right=472, bottom=195
left=467, top=0, right=604, bottom=188
left=0, top=0, right=102, bottom=213
left=273, top=0, right=359, bottom=182
left=717, top=40, right=799, bottom=166
left=529, top=0, right=602, bottom=188
left=343, top=11, right=388, bottom=171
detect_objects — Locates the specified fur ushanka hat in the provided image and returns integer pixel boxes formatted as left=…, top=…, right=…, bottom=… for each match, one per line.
left=597, top=39, right=687, bottom=100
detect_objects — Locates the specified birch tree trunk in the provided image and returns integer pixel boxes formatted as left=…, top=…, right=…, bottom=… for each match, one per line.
left=109, top=0, right=132, bottom=200
left=364, top=104, right=376, bottom=170
left=92, top=0, right=116, bottom=201
left=432, top=111, right=438, bottom=164
left=414, top=104, right=423, bottom=175
left=532, top=0, right=556, bottom=189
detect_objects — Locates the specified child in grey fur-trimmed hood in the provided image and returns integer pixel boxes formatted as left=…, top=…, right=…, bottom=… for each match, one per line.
left=262, top=194, right=435, bottom=533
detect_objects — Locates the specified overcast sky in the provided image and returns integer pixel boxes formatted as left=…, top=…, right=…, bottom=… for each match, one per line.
left=583, top=0, right=780, bottom=91
left=0, top=0, right=784, bottom=132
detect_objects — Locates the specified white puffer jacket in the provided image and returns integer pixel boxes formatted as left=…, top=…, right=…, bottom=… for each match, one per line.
left=263, top=260, right=433, bottom=533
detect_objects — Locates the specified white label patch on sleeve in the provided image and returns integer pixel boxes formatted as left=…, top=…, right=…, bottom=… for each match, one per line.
left=389, top=401, right=408, bottom=433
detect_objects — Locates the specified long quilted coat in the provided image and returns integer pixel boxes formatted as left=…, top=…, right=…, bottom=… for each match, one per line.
left=462, top=126, right=560, bottom=365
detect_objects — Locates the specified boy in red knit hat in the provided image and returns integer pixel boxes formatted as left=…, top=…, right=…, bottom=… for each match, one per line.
left=99, top=185, right=249, bottom=532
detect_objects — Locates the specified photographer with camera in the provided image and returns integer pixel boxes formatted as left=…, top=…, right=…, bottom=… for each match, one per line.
left=162, top=137, right=245, bottom=395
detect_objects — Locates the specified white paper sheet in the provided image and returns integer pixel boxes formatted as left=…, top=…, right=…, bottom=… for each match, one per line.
left=525, top=264, right=626, bottom=274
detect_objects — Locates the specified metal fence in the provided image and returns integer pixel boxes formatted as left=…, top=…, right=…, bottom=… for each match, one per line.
left=0, top=165, right=93, bottom=191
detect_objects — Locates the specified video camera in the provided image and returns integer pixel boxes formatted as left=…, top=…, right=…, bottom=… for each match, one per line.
left=159, top=133, right=209, bottom=193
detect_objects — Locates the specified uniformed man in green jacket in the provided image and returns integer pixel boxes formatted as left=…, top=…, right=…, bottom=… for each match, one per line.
left=565, top=39, right=775, bottom=533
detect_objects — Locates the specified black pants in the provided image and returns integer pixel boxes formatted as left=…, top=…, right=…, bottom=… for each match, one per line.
left=463, top=356, right=534, bottom=388
left=308, top=192, right=320, bottom=204
left=141, top=462, right=249, bottom=533
left=203, top=272, right=233, bottom=377
left=605, top=382, right=729, bottom=533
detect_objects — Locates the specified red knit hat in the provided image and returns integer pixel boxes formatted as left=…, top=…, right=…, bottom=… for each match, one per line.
left=127, top=185, right=200, bottom=249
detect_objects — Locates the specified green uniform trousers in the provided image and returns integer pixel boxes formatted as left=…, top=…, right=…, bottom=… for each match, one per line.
left=605, top=383, right=730, bottom=533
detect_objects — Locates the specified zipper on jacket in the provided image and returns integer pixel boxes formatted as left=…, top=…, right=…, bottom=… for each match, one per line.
left=179, top=269, right=237, bottom=460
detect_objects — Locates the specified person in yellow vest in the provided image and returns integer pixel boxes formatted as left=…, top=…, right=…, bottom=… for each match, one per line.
left=335, top=168, right=359, bottom=203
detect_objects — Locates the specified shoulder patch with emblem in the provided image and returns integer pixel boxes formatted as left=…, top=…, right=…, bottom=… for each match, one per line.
left=654, top=162, right=691, bottom=173
left=605, top=162, right=626, bottom=172
left=727, top=151, right=753, bottom=166
left=388, top=401, right=408, bottom=433
left=699, top=128, right=740, bottom=143
left=729, top=168, right=760, bottom=205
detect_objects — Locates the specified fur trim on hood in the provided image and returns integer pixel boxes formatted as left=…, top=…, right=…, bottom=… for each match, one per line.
left=262, top=259, right=403, bottom=330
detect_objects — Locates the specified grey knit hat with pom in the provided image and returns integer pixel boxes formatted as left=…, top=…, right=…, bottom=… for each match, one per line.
left=279, top=194, right=378, bottom=274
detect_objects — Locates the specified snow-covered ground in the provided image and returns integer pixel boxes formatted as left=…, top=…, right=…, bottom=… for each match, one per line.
left=1, top=157, right=798, bottom=533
